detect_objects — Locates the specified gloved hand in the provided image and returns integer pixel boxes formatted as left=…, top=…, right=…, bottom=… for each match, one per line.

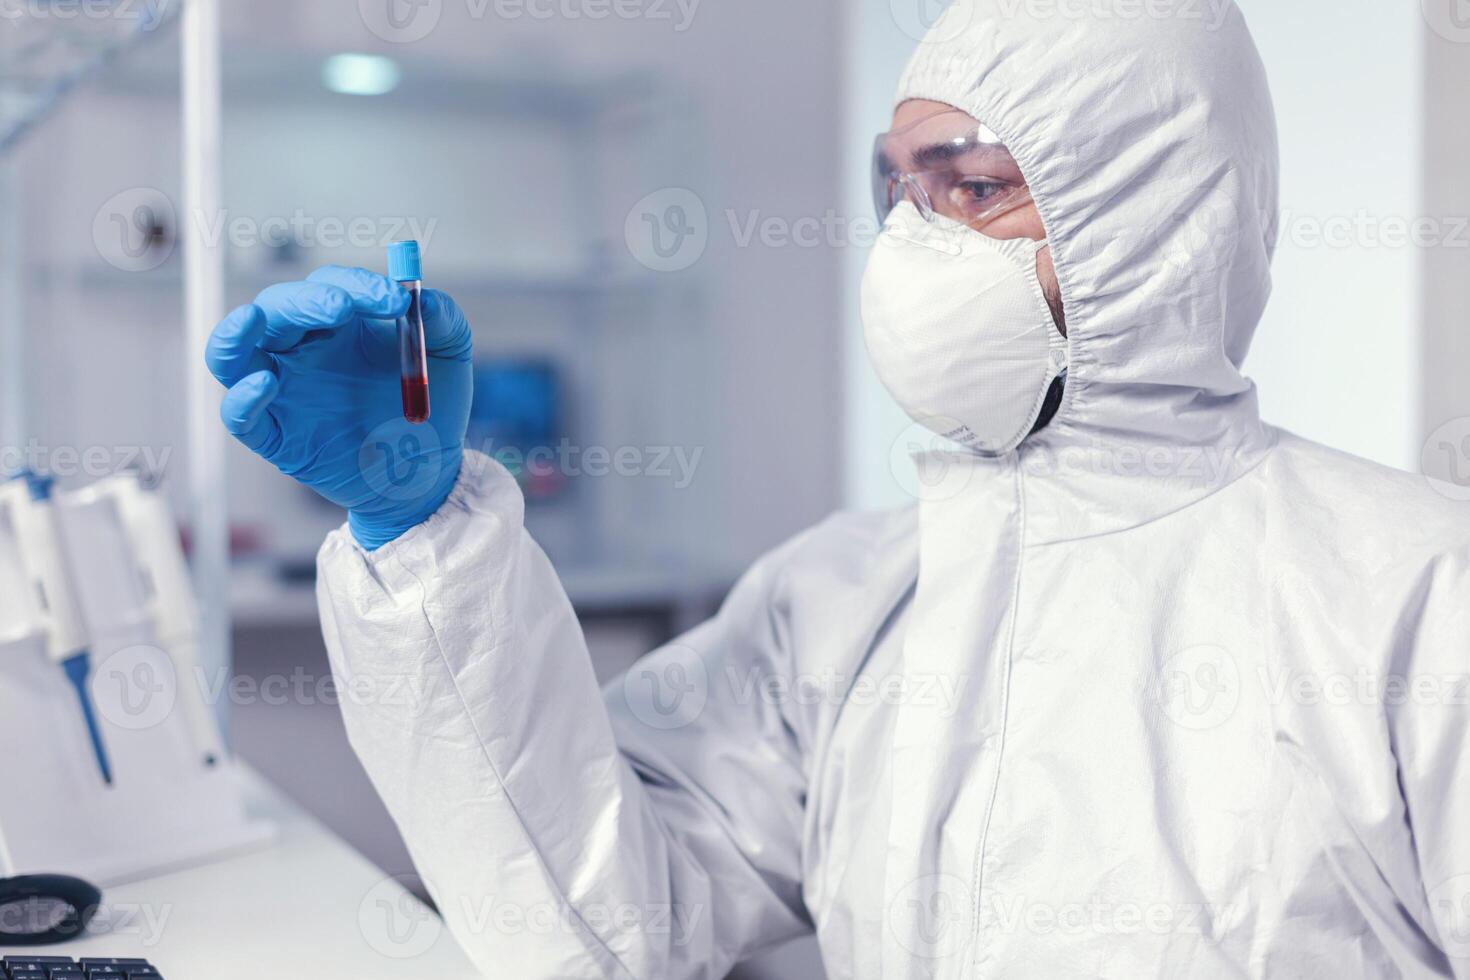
left=204, top=265, right=474, bottom=550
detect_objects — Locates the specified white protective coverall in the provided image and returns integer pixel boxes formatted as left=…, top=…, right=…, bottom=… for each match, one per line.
left=315, top=1, right=1470, bottom=977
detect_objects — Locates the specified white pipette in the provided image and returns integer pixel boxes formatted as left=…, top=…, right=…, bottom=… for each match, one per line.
left=78, top=473, right=226, bottom=768
left=0, top=473, right=113, bottom=784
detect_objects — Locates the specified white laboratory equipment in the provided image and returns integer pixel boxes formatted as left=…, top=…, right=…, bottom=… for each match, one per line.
left=0, top=472, right=270, bottom=886
left=69, top=473, right=228, bottom=770
left=0, top=474, right=112, bottom=784
left=0, top=0, right=258, bottom=889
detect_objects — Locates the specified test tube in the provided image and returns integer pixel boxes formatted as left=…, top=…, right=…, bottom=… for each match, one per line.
left=387, top=240, right=430, bottom=424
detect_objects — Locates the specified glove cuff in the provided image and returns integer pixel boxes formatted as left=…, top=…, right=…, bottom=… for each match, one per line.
left=348, top=448, right=464, bottom=551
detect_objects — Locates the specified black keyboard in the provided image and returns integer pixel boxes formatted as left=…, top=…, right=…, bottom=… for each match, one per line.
left=2, top=957, right=160, bottom=979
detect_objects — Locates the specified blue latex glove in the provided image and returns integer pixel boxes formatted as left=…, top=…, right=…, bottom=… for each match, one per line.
left=205, top=265, right=474, bottom=550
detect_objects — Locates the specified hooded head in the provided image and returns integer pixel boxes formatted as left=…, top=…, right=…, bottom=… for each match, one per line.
left=888, top=0, right=1281, bottom=538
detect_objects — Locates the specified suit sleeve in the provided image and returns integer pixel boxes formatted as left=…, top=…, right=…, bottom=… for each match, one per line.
left=315, top=451, right=812, bottom=978
left=1390, top=545, right=1470, bottom=976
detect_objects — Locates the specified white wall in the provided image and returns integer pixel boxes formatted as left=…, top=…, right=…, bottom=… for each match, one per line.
left=1245, top=0, right=1422, bottom=471
left=844, top=0, right=1428, bottom=511
left=841, top=0, right=938, bottom=511
left=1421, top=15, right=1470, bottom=491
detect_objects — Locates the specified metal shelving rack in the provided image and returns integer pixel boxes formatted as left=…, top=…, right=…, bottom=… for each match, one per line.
left=2, top=4, right=724, bottom=668
left=1, top=0, right=179, bottom=452
left=0, top=0, right=232, bottom=705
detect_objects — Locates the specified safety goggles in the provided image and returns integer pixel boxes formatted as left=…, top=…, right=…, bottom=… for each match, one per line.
left=872, top=107, right=1033, bottom=231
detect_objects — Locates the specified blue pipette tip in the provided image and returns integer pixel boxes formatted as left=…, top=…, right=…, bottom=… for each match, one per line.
left=61, top=653, right=113, bottom=786
left=3, top=469, right=55, bottom=502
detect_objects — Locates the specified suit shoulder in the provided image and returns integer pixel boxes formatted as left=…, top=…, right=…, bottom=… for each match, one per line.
left=731, top=505, right=918, bottom=611
left=777, top=505, right=918, bottom=571
left=1265, top=430, right=1470, bottom=561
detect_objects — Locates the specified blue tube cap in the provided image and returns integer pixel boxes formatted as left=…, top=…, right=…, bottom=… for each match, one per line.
left=387, top=240, right=422, bottom=282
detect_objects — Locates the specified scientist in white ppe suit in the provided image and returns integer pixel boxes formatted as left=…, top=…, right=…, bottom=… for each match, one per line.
left=206, top=1, right=1470, bottom=977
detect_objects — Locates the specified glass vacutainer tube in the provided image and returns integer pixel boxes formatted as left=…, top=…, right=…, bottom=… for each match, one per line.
left=387, top=240, right=430, bottom=424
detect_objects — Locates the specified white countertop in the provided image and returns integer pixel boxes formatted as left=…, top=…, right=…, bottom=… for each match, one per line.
left=34, top=767, right=481, bottom=978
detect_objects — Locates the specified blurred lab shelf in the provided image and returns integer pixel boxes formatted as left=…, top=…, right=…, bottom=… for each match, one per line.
left=103, top=36, right=672, bottom=121
left=230, top=561, right=734, bottom=636
left=0, top=0, right=178, bottom=154
left=50, top=260, right=696, bottom=302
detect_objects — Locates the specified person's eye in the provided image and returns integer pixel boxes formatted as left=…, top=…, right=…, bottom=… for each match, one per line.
left=954, top=179, right=1011, bottom=203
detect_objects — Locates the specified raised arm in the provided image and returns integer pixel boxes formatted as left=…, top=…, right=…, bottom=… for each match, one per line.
left=206, top=270, right=812, bottom=976
left=316, top=454, right=812, bottom=977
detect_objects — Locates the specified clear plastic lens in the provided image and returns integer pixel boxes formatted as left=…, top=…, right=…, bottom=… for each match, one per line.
left=872, top=108, right=1033, bottom=231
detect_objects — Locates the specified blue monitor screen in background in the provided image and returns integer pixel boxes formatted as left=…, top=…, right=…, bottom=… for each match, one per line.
left=468, top=360, right=566, bottom=501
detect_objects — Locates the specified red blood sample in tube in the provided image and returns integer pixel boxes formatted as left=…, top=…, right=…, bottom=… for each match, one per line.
left=401, top=373, right=430, bottom=425
left=397, top=280, right=430, bottom=424
left=388, top=240, right=431, bottom=424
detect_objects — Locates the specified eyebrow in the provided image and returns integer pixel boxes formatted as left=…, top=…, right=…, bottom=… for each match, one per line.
left=911, top=138, right=1009, bottom=170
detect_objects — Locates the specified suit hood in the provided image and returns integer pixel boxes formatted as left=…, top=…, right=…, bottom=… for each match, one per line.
left=895, top=0, right=1282, bottom=540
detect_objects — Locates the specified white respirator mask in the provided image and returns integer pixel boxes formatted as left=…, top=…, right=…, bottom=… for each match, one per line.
left=861, top=200, right=1069, bottom=457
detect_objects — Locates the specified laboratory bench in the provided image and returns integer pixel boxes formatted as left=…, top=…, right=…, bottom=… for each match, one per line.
left=21, top=768, right=480, bottom=979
